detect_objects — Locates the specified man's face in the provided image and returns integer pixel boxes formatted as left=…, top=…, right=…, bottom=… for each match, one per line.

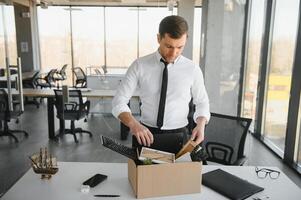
left=157, top=33, right=187, bottom=63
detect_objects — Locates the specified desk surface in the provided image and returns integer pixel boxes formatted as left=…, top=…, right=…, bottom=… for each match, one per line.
left=0, top=71, right=38, bottom=81
left=2, top=162, right=300, bottom=200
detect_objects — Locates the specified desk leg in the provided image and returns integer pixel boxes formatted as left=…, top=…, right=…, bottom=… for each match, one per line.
left=47, top=97, right=56, bottom=140
left=59, top=119, right=65, bottom=134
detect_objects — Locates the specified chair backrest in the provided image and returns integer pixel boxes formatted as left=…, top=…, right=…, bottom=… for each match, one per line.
left=59, top=64, right=68, bottom=80
left=0, top=89, right=8, bottom=119
left=47, top=69, right=58, bottom=83
left=94, top=68, right=102, bottom=75
left=0, top=89, right=20, bottom=120
left=54, top=89, right=84, bottom=119
left=24, top=71, right=40, bottom=88
left=203, top=113, right=252, bottom=165
left=73, top=67, right=86, bottom=80
left=73, top=67, right=86, bottom=87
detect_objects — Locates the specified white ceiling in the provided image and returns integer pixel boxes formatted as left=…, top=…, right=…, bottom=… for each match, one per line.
left=38, top=0, right=202, bottom=7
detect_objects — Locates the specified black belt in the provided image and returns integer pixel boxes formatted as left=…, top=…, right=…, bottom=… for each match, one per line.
left=141, top=123, right=187, bottom=134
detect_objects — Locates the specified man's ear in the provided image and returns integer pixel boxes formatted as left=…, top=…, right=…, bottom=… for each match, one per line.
left=157, top=34, right=162, bottom=43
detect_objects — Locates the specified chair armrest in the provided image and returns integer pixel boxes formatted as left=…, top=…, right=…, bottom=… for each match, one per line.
left=83, top=100, right=90, bottom=114
left=80, top=100, right=90, bottom=115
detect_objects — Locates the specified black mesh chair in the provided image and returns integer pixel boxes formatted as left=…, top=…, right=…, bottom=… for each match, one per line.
left=54, top=64, right=68, bottom=81
left=0, top=89, right=29, bottom=143
left=34, top=69, right=57, bottom=89
left=203, top=113, right=252, bottom=165
left=73, top=67, right=87, bottom=88
left=54, top=89, right=92, bottom=143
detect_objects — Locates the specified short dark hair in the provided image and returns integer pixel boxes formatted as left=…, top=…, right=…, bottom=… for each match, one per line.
left=159, top=15, right=188, bottom=39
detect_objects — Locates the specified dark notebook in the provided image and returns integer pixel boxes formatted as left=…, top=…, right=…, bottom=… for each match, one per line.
left=202, top=169, right=264, bottom=200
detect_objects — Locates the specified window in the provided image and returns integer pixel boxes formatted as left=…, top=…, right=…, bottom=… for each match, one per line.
left=139, top=7, right=175, bottom=57
left=0, top=5, right=17, bottom=67
left=242, top=0, right=266, bottom=129
left=105, top=7, right=137, bottom=69
left=72, top=7, right=105, bottom=72
left=192, top=7, right=202, bottom=65
left=262, top=0, right=299, bottom=154
left=38, top=6, right=72, bottom=84
left=0, top=7, right=6, bottom=68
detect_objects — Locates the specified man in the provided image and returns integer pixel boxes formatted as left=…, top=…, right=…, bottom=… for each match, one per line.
left=112, top=15, right=210, bottom=154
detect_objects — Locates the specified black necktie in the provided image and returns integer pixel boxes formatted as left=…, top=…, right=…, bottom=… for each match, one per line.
left=157, top=58, right=168, bottom=129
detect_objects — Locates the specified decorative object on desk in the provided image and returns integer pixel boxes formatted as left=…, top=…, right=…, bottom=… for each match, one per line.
left=29, top=147, right=58, bottom=179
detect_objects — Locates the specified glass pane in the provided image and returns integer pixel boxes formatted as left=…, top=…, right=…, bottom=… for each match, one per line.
left=4, top=6, right=17, bottom=66
left=0, top=5, right=17, bottom=67
left=0, top=6, right=6, bottom=68
left=72, top=7, right=105, bottom=75
left=192, top=7, right=202, bottom=65
left=242, top=0, right=266, bottom=129
left=38, top=6, right=72, bottom=85
left=105, top=7, right=137, bottom=71
left=263, top=0, right=300, bottom=153
left=139, top=7, right=174, bottom=58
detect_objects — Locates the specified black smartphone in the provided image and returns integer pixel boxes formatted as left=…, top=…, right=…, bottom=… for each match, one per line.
left=82, top=173, right=108, bottom=188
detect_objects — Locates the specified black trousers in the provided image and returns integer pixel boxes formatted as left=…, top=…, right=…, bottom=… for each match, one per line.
left=132, top=124, right=189, bottom=154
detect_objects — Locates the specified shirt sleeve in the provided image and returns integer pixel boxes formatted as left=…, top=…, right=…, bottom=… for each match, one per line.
left=191, top=65, right=210, bottom=123
left=112, top=60, right=139, bottom=119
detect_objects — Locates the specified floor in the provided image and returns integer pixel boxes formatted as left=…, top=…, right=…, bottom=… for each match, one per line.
left=0, top=102, right=301, bottom=196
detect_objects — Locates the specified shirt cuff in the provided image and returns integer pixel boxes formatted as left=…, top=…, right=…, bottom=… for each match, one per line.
left=193, top=105, right=210, bottom=124
left=112, top=104, right=132, bottom=119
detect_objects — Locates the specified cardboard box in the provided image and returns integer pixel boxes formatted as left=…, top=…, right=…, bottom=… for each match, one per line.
left=128, top=159, right=202, bottom=199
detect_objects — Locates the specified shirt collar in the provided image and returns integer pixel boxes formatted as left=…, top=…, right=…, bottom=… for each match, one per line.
left=155, top=50, right=181, bottom=65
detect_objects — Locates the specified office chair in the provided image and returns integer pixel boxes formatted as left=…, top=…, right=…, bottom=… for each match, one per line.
left=202, top=113, right=252, bottom=165
left=34, top=69, right=57, bottom=89
left=0, top=89, right=29, bottom=143
left=73, top=67, right=87, bottom=88
left=54, top=64, right=68, bottom=82
left=23, top=71, right=40, bottom=108
left=54, top=89, right=92, bottom=143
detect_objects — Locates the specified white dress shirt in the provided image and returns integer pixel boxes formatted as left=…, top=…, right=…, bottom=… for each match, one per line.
left=112, top=51, right=210, bottom=130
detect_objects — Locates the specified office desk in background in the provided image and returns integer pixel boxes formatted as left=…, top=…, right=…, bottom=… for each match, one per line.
left=0, top=71, right=39, bottom=81
left=22, top=88, right=138, bottom=140
left=2, top=162, right=300, bottom=200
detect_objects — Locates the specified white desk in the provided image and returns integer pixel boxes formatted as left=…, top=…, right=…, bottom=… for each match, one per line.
left=2, top=162, right=301, bottom=200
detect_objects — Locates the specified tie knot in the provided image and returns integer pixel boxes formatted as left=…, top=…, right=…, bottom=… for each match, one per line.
left=160, top=58, right=168, bottom=67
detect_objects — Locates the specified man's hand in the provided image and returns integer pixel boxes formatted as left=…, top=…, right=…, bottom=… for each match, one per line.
left=129, top=122, right=154, bottom=147
left=118, top=112, right=154, bottom=146
left=190, top=116, right=207, bottom=145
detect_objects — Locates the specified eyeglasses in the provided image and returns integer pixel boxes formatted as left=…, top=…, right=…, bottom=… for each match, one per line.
left=255, top=167, right=280, bottom=179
